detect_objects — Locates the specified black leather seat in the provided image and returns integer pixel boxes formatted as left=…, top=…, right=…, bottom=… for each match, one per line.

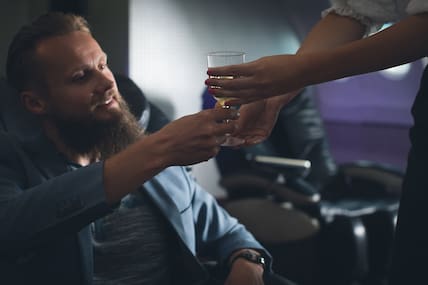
left=114, top=73, right=169, bottom=133
left=0, top=77, right=41, bottom=137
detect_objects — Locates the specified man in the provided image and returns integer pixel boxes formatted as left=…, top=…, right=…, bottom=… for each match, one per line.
left=0, top=12, right=294, bottom=285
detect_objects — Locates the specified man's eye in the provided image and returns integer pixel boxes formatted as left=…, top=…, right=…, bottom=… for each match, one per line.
left=72, top=73, right=86, bottom=82
left=72, top=70, right=91, bottom=82
left=99, top=63, right=108, bottom=70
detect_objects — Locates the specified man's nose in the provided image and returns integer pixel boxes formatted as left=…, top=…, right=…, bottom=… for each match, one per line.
left=94, top=71, right=115, bottom=94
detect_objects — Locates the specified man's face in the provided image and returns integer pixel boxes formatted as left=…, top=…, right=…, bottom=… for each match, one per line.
left=35, top=31, right=122, bottom=123
left=32, top=31, right=141, bottom=158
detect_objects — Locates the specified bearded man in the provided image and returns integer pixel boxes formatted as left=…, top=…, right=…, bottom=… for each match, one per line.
left=0, top=12, right=295, bottom=285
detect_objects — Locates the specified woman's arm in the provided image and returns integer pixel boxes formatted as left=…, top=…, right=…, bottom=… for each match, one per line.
left=303, top=12, right=428, bottom=85
left=206, top=12, right=428, bottom=104
left=298, top=12, right=366, bottom=53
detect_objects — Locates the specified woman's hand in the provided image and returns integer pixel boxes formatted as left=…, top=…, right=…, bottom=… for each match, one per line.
left=231, top=99, right=278, bottom=146
left=231, top=92, right=298, bottom=146
left=206, top=54, right=304, bottom=105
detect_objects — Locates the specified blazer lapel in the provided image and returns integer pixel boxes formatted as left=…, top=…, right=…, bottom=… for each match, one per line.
left=143, top=177, right=209, bottom=284
left=143, top=177, right=187, bottom=244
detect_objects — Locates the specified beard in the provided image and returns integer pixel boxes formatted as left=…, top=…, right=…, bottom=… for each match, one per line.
left=50, top=95, right=143, bottom=160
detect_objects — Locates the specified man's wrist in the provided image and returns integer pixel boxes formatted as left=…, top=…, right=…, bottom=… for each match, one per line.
left=228, top=249, right=266, bottom=270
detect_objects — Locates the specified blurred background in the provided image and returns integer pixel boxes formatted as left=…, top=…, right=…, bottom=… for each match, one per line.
left=0, top=0, right=425, bottom=198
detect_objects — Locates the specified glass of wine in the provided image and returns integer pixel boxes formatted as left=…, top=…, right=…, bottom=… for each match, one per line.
left=207, top=51, right=245, bottom=146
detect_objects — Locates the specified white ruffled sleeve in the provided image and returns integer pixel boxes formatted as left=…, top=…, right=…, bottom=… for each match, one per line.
left=407, top=0, right=428, bottom=15
left=321, top=0, right=400, bottom=35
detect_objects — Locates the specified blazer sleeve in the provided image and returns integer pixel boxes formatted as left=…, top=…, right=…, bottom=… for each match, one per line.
left=186, top=169, right=272, bottom=270
left=0, top=132, right=112, bottom=256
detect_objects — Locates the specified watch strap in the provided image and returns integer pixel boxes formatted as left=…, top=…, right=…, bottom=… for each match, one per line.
left=229, top=250, right=266, bottom=269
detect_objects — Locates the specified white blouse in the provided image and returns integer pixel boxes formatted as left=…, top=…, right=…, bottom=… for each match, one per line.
left=322, top=0, right=428, bottom=33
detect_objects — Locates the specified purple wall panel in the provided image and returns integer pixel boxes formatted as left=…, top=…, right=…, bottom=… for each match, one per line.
left=324, top=122, right=410, bottom=170
left=315, top=60, right=426, bottom=169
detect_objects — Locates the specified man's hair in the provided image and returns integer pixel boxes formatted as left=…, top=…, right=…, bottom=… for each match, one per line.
left=6, top=12, right=91, bottom=92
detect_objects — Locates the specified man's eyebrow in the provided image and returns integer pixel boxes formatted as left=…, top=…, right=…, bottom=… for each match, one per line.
left=99, top=52, right=108, bottom=62
left=69, top=53, right=108, bottom=74
left=69, top=63, right=90, bottom=75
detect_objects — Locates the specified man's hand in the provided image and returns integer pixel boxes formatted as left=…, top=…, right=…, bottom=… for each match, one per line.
left=225, top=257, right=265, bottom=285
left=151, top=107, right=239, bottom=166
left=224, top=249, right=265, bottom=285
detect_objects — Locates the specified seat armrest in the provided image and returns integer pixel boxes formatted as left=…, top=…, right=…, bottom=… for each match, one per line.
left=327, top=161, right=404, bottom=198
left=247, top=154, right=312, bottom=178
left=219, top=174, right=272, bottom=198
left=220, top=174, right=320, bottom=206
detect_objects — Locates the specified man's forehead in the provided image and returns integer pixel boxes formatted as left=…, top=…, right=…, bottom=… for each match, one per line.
left=35, top=32, right=105, bottom=70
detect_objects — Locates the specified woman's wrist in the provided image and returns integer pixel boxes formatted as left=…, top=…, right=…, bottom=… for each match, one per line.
left=267, top=90, right=301, bottom=110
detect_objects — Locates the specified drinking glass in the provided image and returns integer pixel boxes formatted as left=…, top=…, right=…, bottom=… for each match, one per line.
left=207, top=51, right=245, bottom=146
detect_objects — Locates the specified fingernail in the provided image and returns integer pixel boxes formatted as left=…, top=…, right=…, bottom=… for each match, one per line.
left=207, top=87, right=217, bottom=94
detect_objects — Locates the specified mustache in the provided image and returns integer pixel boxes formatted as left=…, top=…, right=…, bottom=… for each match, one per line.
left=53, top=98, right=143, bottom=160
left=91, top=89, right=123, bottom=108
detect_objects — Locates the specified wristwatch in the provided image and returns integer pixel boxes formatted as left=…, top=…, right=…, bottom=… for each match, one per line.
left=229, top=250, right=266, bottom=269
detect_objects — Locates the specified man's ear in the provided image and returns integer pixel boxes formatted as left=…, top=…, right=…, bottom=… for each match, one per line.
left=20, top=91, right=47, bottom=115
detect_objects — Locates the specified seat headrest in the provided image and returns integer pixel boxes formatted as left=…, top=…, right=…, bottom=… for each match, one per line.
left=115, top=73, right=151, bottom=130
left=0, top=77, right=41, bottom=138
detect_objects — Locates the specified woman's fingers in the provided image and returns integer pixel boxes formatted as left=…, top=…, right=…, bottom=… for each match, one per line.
left=207, top=61, right=255, bottom=77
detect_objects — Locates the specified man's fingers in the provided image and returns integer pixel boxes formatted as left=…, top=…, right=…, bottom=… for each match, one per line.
left=244, top=136, right=265, bottom=146
left=215, top=135, right=227, bottom=145
left=214, top=120, right=238, bottom=136
left=208, top=107, right=240, bottom=121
